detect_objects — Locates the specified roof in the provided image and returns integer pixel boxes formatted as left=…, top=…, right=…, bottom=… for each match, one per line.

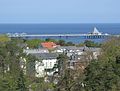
left=92, top=27, right=102, bottom=35
left=23, top=48, right=49, bottom=54
left=89, top=47, right=101, bottom=52
left=31, top=53, right=58, bottom=59
left=41, top=42, right=57, bottom=49
left=57, top=46, right=83, bottom=50
left=56, top=46, right=101, bottom=53
left=56, top=46, right=90, bottom=51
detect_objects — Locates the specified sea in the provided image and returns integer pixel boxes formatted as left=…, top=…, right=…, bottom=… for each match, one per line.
left=0, top=23, right=120, bottom=43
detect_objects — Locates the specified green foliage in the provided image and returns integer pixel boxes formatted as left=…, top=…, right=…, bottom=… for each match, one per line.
left=83, top=38, right=120, bottom=91
left=84, top=60, right=120, bottom=91
left=101, top=38, right=120, bottom=60
left=57, top=54, right=69, bottom=74
left=76, top=42, right=84, bottom=47
left=45, top=38, right=76, bottom=46
left=57, top=54, right=77, bottom=91
left=0, top=39, right=57, bottom=91
left=84, top=40, right=101, bottom=47
left=26, top=39, right=44, bottom=48
left=26, top=54, right=37, bottom=77
left=0, top=39, right=28, bottom=91
left=65, top=41, right=75, bottom=46
left=0, top=35, right=10, bottom=42
left=45, top=38, right=57, bottom=43
left=116, top=56, right=120, bottom=64
left=56, top=53, right=86, bottom=91
left=30, top=78, right=54, bottom=91
left=16, top=71, right=27, bottom=91
left=57, top=39, right=66, bottom=46
left=0, top=78, right=11, bottom=91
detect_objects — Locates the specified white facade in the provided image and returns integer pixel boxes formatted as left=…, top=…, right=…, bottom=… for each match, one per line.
left=77, top=51, right=84, bottom=55
left=35, top=61, right=45, bottom=77
left=43, top=59, right=58, bottom=76
left=93, top=51, right=100, bottom=59
left=35, top=59, right=58, bottom=77
left=43, top=59, right=57, bottom=69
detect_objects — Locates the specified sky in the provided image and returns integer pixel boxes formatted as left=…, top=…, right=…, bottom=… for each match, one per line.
left=0, top=0, right=120, bottom=23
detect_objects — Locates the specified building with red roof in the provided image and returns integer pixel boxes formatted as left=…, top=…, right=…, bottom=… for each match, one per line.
left=41, top=42, right=57, bottom=49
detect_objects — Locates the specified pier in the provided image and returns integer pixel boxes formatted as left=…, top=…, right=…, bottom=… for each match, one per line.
left=6, top=27, right=119, bottom=39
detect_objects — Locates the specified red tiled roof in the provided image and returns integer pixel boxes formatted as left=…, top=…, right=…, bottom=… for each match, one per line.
left=41, top=42, right=57, bottom=49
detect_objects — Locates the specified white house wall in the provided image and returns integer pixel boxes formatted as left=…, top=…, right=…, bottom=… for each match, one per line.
left=43, top=59, right=57, bottom=69
left=35, top=59, right=58, bottom=77
left=35, top=61, right=45, bottom=77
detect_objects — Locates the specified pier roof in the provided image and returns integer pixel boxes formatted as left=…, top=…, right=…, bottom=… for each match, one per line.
left=92, top=27, right=102, bottom=35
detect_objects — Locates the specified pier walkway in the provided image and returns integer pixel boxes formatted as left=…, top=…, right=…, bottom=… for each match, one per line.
left=6, top=27, right=119, bottom=39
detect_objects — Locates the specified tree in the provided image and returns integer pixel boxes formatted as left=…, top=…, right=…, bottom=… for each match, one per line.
left=65, top=42, right=75, bottom=46
left=83, top=37, right=120, bottom=91
left=57, top=40, right=66, bottom=46
left=0, top=78, right=11, bottom=91
left=26, top=54, right=37, bottom=78
left=84, top=59, right=120, bottom=91
left=0, top=35, right=10, bottom=43
left=45, top=38, right=57, bottom=43
left=101, top=37, right=120, bottom=61
left=84, top=40, right=101, bottom=47
left=56, top=54, right=82, bottom=91
left=26, top=39, right=44, bottom=48
left=16, top=70, right=27, bottom=91
left=116, top=55, right=120, bottom=64
left=57, top=54, right=68, bottom=75
left=0, top=46, right=7, bottom=78
left=76, top=42, right=84, bottom=47
left=0, top=39, right=29, bottom=90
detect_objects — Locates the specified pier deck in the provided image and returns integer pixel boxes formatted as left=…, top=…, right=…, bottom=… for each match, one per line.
left=6, top=27, right=120, bottom=39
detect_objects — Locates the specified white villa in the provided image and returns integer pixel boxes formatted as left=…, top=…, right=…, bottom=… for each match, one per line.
left=32, top=53, right=58, bottom=77
left=23, top=48, right=58, bottom=77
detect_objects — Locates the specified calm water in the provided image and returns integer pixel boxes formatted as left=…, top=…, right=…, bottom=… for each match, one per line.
left=0, top=23, right=120, bottom=43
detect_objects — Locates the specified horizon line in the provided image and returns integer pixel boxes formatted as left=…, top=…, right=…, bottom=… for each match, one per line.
left=0, top=22, right=120, bottom=24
